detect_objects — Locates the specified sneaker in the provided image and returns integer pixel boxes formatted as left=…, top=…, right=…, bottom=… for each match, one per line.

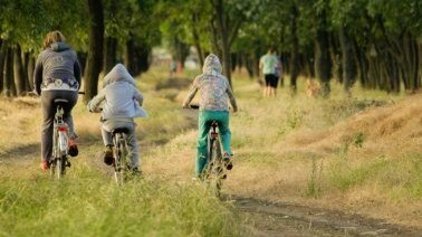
left=40, top=160, right=50, bottom=171
left=103, top=145, right=114, bottom=166
left=222, top=152, right=233, bottom=170
left=131, top=167, right=142, bottom=176
left=68, top=139, right=78, bottom=157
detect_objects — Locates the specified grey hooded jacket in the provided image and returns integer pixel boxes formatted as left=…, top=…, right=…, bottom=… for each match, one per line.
left=33, top=42, right=81, bottom=95
left=88, top=64, right=146, bottom=120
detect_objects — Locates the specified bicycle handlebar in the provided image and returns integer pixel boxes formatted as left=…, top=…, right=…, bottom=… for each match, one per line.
left=186, top=104, right=236, bottom=112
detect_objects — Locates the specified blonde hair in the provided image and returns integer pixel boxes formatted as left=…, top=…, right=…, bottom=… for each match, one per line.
left=43, top=31, right=66, bottom=49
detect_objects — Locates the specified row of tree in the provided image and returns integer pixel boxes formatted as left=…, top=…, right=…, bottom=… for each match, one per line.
left=0, top=0, right=421, bottom=101
left=0, top=0, right=159, bottom=102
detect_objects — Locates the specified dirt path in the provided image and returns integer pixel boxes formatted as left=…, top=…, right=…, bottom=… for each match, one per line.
left=228, top=196, right=421, bottom=237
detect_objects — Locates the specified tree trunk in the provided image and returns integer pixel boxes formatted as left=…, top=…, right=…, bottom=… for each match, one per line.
left=211, top=0, right=232, bottom=87
left=418, top=40, right=422, bottom=90
left=136, top=44, right=150, bottom=74
left=22, top=52, right=30, bottom=91
left=231, top=53, right=238, bottom=72
left=192, top=12, right=204, bottom=68
left=355, top=45, right=369, bottom=89
left=330, top=31, right=342, bottom=83
left=103, top=36, right=117, bottom=74
left=27, top=55, right=35, bottom=91
left=0, top=40, right=7, bottom=92
left=13, top=45, right=27, bottom=96
left=85, top=0, right=104, bottom=103
left=124, top=38, right=135, bottom=75
left=289, top=4, right=299, bottom=93
left=243, top=53, right=255, bottom=79
left=339, top=27, right=357, bottom=95
left=3, top=47, right=16, bottom=96
left=315, top=25, right=332, bottom=97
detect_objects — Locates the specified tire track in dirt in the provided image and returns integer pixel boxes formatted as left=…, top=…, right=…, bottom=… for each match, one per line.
left=230, top=196, right=421, bottom=237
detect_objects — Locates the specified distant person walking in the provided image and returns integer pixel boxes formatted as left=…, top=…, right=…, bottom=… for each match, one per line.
left=33, top=31, right=81, bottom=171
left=259, top=48, right=280, bottom=97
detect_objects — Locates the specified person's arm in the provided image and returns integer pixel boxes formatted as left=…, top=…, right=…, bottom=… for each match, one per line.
left=133, top=89, right=144, bottom=106
left=74, top=59, right=81, bottom=87
left=226, top=85, right=238, bottom=113
left=33, top=56, right=43, bottom=95
left=87, top=89, right=106, bottom=112
left=182, top=77, right=199, bottom=108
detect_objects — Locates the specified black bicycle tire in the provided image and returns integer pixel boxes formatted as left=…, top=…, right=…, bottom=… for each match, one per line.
left=205, top=136, right=214, bottom=180
left=114, top=133, right=126, bottom=185
left=206, top=137, right=222, bottom=196
left=50, top=158, right=56, bottom=177
left=56, top=158, right=62, bottom=179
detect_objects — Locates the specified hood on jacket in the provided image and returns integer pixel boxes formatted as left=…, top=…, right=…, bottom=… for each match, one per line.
left=202, top=54, right=222, bottom=75
left=50, top=42, right=70, bottom=52
left=103, top=63, right=136, bottom=87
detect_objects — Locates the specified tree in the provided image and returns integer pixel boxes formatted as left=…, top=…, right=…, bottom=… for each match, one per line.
left=313, top=1, right=332, bottom=96
left=84, top=0, right=104, bottom=102
left=209, top=0, right=258, bottom=86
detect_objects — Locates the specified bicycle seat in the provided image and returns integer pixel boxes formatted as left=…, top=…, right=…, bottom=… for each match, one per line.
left=54, top=99, right=69, bottom=104
left=112, top=127, right=130, bottom=134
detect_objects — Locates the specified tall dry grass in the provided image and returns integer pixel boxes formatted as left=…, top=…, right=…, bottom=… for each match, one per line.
left=0, top=67, right=242, bottom=236
left=0, top=65, right=421, bottom=232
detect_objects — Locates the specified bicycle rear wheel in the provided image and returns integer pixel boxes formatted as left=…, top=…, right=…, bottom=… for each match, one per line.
left=208, top=139, right=223, bottom=197
left=114, top=134, right=129, bottom=185
left=56, top=156, right=67, bottom=179
left=50, top=159, right=56, bottom=177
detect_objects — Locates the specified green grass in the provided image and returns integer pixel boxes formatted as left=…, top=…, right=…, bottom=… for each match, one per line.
left=0, top=167, right=240, bottom=237
left=328, top=156, right=388, bottom=191
left=327, top=153, right=422, bottom=200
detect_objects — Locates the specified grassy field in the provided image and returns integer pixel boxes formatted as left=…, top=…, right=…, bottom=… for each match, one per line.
left=0, top=66, right=421, bottom=236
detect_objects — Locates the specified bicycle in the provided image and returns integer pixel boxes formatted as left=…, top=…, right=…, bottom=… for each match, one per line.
left=188, top=104, right=228, bottom=196
left=48, top=91, right=84, bottom=179
left=112, top=127, right=132, bottom=185
left=50, top=99, right=71, bottom=179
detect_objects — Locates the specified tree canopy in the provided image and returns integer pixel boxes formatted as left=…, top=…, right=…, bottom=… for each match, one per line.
left=0, top=0, right=421, bottom=98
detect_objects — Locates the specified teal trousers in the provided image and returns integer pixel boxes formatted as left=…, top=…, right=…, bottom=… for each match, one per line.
left=196, top=110, right=231, bottom=176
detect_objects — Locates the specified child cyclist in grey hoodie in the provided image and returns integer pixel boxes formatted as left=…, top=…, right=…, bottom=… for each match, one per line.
left=182, top=54, right=238, bottom=179
left=88, top=64, right=146, bottom=174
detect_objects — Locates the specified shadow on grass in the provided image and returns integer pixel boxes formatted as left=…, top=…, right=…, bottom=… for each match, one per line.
left=155, top=77, right=192, bottom=91
left=0, top=143, right=39, bottom=160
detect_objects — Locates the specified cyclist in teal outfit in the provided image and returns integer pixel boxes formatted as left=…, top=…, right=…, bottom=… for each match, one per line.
left=182, top=54, right=238, bottom=178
